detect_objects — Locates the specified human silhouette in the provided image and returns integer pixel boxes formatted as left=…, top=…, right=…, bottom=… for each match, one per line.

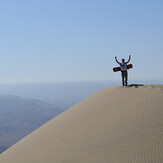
left=115, top=55, right=131, bottom=86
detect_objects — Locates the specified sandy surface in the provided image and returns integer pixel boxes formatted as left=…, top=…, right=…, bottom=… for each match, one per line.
left=0, top=85, right=162, bottom=163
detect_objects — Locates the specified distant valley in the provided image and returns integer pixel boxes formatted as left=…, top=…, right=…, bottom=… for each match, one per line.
left=0, top=94, right=61, bottom=153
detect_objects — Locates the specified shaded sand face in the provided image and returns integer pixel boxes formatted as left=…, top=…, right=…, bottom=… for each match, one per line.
left=0, top=85, right=162, bottom=163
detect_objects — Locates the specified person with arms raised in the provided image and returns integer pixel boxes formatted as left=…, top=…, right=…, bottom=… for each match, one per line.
left=115, top=55, right=131, bottom=86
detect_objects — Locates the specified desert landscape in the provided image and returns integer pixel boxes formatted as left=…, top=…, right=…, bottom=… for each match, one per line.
left=0, top=85, right=162, bottom=163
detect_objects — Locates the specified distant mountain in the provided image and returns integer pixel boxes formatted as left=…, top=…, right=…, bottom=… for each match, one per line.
left=0, top=94, right=61, bottom=154
left=0, top=81, right=112, bottom=110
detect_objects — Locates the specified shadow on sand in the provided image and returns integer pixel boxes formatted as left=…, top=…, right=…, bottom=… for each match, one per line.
left=126, top=84, right=144, bottom=88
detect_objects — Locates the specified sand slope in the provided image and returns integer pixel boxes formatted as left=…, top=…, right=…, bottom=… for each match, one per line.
left=0, top=85, right=162, bottom=163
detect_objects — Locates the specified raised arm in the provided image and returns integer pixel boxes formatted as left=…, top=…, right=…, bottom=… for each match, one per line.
left=115, top=56, right=120, bottom=64
left=126, top=55, right=131, bottom=63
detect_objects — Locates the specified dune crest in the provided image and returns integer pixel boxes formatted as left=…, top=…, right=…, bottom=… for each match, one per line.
left=0, top=85, right=162, bottom=163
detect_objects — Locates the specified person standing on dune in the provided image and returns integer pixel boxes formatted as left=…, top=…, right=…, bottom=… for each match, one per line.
left=115, top=55, right=131, bottom=86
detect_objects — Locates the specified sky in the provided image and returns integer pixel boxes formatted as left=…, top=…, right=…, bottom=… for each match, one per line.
left=0, top=0, right=163, bottom=83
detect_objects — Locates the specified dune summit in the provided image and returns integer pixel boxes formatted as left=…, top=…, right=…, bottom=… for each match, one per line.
left=0, top=85, right=162, bottom=163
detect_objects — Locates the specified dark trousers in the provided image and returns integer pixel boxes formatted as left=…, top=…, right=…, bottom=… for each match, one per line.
left=121, top=71, right=128, bottom=86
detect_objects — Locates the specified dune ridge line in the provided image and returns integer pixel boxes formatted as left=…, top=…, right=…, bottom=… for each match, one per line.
left=0, top=85, right=162, bottom=163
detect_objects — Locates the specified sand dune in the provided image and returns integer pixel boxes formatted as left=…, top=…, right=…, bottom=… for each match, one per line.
left=0, top=85, right=162, bottom=163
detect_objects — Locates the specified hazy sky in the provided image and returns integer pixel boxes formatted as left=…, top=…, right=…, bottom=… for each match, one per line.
left=0, top=0, right=163, bottom=83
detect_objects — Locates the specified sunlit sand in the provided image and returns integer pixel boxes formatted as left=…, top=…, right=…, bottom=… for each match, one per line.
left=0, top=85, right=162, bottom=163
